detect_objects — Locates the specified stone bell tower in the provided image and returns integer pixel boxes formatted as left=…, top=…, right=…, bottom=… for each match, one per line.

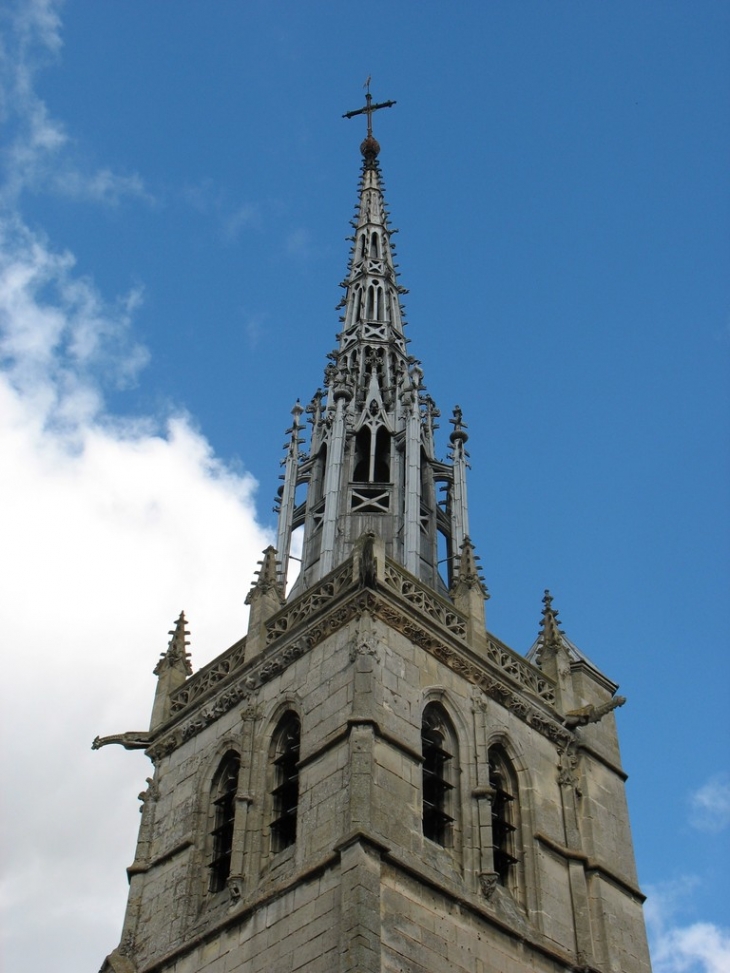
left=95, top=91, right=652, bottom=973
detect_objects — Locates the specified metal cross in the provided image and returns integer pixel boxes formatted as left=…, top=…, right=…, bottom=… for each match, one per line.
left=342, top=78, right=396, bottom=138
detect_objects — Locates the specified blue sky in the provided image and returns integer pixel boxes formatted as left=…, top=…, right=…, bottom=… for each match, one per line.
left=1, top=2, right=728, bottom=971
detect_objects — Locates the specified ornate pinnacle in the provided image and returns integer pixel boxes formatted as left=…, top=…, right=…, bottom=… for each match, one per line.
left=539, top=589, right=565, bottom=650
left=154, top=611, right=193, bottom=676
left=453, top=537, right=489, bottom=597
left=245, top=545, right=283, bottom=604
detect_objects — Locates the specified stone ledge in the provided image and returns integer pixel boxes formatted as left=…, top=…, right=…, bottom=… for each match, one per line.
left=127, top=837, right=194, bottom=878
left=534, top=831, right=645, bottom=903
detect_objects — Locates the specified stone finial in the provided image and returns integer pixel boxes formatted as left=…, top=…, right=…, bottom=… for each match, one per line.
left=449, top=404, right=468, bottom=446
left=153, top=611, right=193, bottom=678
left=245, top=546, right=284, bottom=604
left=534, top=590, right=576, bottom=714
left=149, top=612, right=192, bottom=732
left=450, top=537, right=488, bottom=647
left=452, top=537, right=488, bottom=596
left=245, top=546, right=286, bottom=661
left=538, top=590, right=564, bottom=656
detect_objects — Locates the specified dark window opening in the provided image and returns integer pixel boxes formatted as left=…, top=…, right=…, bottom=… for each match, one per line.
left=489, top=753, right=518, bottom=885
left=271, top=714, right=300, bottom=852
left=373, top=427, right=390, bottom=482
left=422, top=707, right=455, bottom=846
left=353, top=426, right=390, bottom=484
left=353, top=427, right=371, bottom=481
left=371, top=232, right=380, bottom=258
left=208, top=754, right=240, bottom=893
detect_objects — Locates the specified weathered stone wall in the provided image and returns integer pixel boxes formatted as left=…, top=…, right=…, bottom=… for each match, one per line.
left=381, top=867, right=570, bottom=973
left=159, top=868, right=341, bottom=973
left=107, top=579, right=650, bottom=973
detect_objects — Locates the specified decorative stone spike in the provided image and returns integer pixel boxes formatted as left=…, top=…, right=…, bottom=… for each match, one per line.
left=450, top=537, right=488, bottom=648
left=535, top=590, right=574, bottom=714
left=245, top=546, right=286, bottom=661
left=149, top=612, right=193, bottom=732
left=539, top=590, right=564, bottom=652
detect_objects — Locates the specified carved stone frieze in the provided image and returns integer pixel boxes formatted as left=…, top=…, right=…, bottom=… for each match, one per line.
left=382, top=561, right=467, bottom=639
left=151, top=553, right=569, bottom=760
left=265, top=560, right=355, bottom=645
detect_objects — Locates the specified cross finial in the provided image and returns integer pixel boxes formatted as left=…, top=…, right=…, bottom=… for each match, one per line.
left=343, top=80, right=396, bottom=142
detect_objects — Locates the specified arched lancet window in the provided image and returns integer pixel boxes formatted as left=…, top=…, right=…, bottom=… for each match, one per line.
left=422, top=704, right=458, bottom=847
left=488, top=747, right=519, bottom=887
left=371, top=232, right=380, bottom=258
left=376, top=286, right=384, bottom=320
left=359, top=235, right=366, bottom=258
left=270, top=713, right=301, bottom=852
left=366, top=285, right=375, bottom=320
left=208, top=752, right=240, bottom=893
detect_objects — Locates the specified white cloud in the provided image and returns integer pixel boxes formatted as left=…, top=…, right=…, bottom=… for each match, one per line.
left=0, top=208, right=273, bottom=973
left=0, top=216, right=273, bottom=973
left=690, top=773, right=730, bottom=833
left=646, top=880, right=730, bottom=973
left=0, top=6, right=272, bottom=970
left=0, top=0, right=148, bottom=206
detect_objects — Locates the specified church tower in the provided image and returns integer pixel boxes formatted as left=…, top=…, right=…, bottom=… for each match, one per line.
left=96, top=93, right=652, bottom=973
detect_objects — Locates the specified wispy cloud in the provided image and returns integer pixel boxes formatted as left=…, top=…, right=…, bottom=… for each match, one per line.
left=0, top=0, right=149, bottom=206
left=286, top=225, right=311, bottom=257
left=182, top=178, right=259, bottom=241
left=690, top=773, right=730, bottom=834
left=646, top=880, right=730, bottom=973
left=242, top=310, right=266, bottom=349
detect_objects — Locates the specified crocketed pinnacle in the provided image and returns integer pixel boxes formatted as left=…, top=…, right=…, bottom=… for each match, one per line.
left=539, top=590, right=564, bottom=650
left=245, top=546, right=284, bottom=603
left=451, top=537, right=488, bottom=597
left=154, top=611, right=192, bottom=677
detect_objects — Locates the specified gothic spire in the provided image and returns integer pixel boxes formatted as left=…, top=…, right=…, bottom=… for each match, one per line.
left=273, top=92, right=476, bottom=601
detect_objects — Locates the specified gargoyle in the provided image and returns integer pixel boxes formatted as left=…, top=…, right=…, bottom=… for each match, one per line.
left=92, top=731, right=151, bottom=751
left=564, top=695, right=626, bottom=729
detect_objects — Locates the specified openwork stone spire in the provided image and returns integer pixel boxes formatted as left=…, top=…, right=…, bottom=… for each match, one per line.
left=274, top=95, right=474, bottom=599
